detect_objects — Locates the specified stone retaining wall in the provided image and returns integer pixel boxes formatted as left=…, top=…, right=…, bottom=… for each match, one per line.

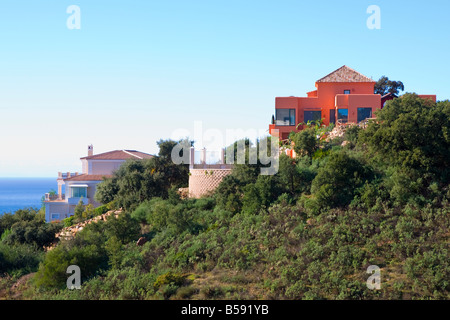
left=188, top=168, right=232, bottom=198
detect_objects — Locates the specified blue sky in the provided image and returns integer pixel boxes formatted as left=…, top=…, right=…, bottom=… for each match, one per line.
left=0, top=0, right=449, bottom=177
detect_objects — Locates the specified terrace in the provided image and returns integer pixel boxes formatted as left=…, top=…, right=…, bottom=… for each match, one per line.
left=190, top=147, right=233, bottom=169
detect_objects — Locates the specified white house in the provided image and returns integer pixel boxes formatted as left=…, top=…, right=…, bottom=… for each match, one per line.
left=44, top=145, right=153, bottom=222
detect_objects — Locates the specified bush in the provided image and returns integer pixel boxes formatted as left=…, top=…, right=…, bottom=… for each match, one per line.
left=104, top=212, right=141, bottom=244
left=290, top=128, right=318, bottom=157
left=63, top=216, right=75, bottom=228
left=311, top=151, right=373, bottom=210
left=343, top=125, right=361, bottom=147
left=153, top=271, right=186, bottom=289
left=3, top=219, right=62, bottom=248
left=0, top=242, right=43, bottom=277
left=34, top=240, right=108, bottom=290
left=131, top=198, right=200, bottom=235
left=360, top=94, right=450, bottom=181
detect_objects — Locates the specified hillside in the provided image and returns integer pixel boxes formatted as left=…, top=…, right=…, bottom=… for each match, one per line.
left=1, top=94, right=449, bottom=300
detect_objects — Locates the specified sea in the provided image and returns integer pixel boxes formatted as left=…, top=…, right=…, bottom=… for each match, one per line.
left=0, top=178, right=57, bottom=215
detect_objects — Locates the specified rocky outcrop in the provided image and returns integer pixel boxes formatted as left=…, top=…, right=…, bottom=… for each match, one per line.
left=178, top=188, right=189, bottom=199
left=47, top=209, right=123, bottom=250
left=136, top=237, right=147, bottom=246
left=326, top=125, right=347, bottom=140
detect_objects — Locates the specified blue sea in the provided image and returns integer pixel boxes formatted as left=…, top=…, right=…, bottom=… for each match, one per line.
left=0, top=178, right=57, bottom=215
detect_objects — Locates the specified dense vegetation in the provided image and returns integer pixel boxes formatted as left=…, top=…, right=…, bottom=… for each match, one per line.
left=1, top=94, right=449, bottom=300
left=0, top=208, right=62, bottom=283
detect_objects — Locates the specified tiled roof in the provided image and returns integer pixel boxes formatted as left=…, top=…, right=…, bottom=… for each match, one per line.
left=81, top=150, right=154, bottom=160
left=317, top=65, right=374, bottom=83
left=381, top=93, right=398, bottom=99
left=64, top=174, right=112, bottom=182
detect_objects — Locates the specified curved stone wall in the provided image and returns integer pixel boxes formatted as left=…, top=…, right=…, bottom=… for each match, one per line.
left=188, top=168, right=232, bottom=198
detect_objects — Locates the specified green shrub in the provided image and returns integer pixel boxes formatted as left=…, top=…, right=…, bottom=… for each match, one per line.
left=63, top=216, right=75, bottom=228
left=153, top=271, right=186, bottom=289
left=311, top=151, right=373, bottom=210
left=0, top=242, right=43, bottom=276
left=290, top=127, right=318, bottom=157
left=94, top=205, right=109, bottom=216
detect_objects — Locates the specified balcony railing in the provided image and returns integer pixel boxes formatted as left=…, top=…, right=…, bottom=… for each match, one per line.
left=58, top=172, right=80, bottom=180
left=275, top=120, right=294, bottom=126
left=45, top=193, right=65, bottom=201
left=189, top=147, right=233, bottom=169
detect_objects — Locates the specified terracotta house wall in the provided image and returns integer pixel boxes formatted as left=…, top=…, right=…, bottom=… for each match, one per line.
left=273, top=97, right=299, bottom=139
left=272, top=81, right=380, bottom=139
left=417, top=95, right=437, bottom=102
left=335, top=94, right=381, bottom=122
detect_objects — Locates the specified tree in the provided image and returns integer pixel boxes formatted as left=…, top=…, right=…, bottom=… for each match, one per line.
left=290, top=128, right=318, bottom=157
left=374, top=76, right=405, bottom=95
left=215, top=175, right=245, bottom=214
left=104, top=212, right=140, bottom=244
left=311, top=151, right=373, bottom=209
left=360, top=94, right=450, bottom=181
left=94, top=139, right=190, bottom=211
left=0, top=208, right=62, bottom=248
left=74, top=198, right=85, bottom=221
left=241, top=174, right=283, bottom=215
left=105, top=236, right=123, bottom=269
left=277, top=154, right=301, bottom=195
left=94, top=177, right=119, bottom=205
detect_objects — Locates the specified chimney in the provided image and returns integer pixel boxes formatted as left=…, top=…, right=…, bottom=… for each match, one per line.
left=88, top=144, right=94, bottom=157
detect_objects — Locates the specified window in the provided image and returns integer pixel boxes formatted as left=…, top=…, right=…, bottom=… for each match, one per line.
left=275, top=109, right=296, bottom=126
left=304, top=111, right=322, bottom=124
left=357, top=108, right=372, bottom=122
left=330, top=109, right=336, bottom=124
left=71, top=186, right=87, bottom=198
left=51, top=213, right=60, bottom=220
left=337, top=109, right=348, bottom=123
left=344, top=90, right=351, bottom=94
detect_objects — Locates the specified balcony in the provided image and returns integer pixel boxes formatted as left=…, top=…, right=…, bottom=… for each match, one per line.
left=44, top=193, right=65, bottom=202
left=67, top=197, right=89, bottom=205
left=189, top=147, right=233, bottom=169
left=58, top=172, right=81, bottom=180
left=275, top=119, right=293, bottom=126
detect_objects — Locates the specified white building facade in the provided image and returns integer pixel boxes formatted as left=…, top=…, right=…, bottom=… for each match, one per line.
left=44, top=145, right=153, bottom=222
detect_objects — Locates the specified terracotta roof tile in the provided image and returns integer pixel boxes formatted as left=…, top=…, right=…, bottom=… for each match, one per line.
left=80, top=150, right=154, bottom=160
left=64, top=174, right=112, bottom=181
left=317, top=65, right=374, bottom=83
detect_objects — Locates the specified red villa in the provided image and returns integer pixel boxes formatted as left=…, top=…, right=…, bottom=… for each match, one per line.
left=269, top=65, right=436, bottom=140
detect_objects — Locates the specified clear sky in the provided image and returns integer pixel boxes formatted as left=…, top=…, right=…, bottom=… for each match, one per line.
left=0, top=0, right=449, bottom=177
